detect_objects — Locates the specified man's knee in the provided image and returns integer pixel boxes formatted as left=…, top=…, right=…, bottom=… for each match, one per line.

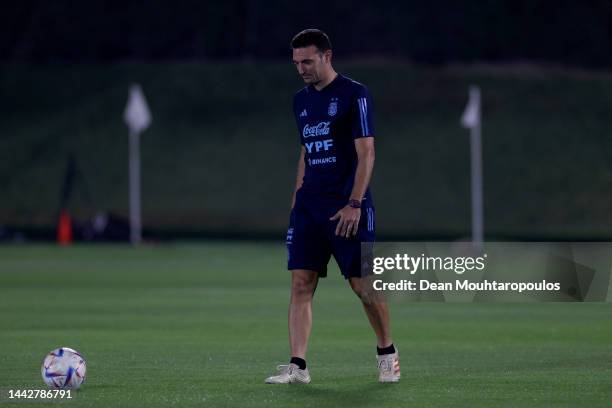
left=349, top=278, right=366, bottom=300
left=349, top=277, right=380, bottom=304
left=291, top=270, right=318, bottom=300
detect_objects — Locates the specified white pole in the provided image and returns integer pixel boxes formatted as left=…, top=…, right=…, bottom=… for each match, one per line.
left=123, top=84, right=151, bottom=246
left=470, top=106, right=483, bottom=249
left=461, top=85, right=484, bottom=250
left=129, top=129, right=142, bottom=245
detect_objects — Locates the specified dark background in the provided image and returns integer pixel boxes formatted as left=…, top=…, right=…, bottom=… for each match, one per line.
left=1, top=0, right=611, bottom=241
left=2, top=1, right=611, bottom=66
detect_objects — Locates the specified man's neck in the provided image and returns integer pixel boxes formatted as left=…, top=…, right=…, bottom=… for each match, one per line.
left=313, top=70, right=338, bottom=91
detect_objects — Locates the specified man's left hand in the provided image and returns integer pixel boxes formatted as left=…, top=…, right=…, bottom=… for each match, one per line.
left=330, top=206, right=361, bottom=238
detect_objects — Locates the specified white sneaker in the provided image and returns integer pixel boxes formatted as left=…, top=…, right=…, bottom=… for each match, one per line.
left=265, top=363, right=311, bottom=384
left=377, top=350, right=400, bottom=383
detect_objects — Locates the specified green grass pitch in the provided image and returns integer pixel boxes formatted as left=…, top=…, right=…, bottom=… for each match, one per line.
left=0, top=243, right=610, bottom=407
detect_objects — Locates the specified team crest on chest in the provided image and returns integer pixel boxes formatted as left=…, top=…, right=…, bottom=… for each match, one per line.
left=328, top=98, right=338, bottom=116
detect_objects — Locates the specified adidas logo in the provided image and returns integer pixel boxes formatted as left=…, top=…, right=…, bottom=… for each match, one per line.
left=299, top=109, right=308, bottom=117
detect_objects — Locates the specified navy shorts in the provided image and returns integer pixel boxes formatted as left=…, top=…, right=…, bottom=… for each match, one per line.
left=286, top=198, right=376, bottom=279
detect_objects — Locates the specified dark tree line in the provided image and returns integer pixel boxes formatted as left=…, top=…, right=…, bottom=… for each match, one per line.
left=2, top=0, right=610, bottom=67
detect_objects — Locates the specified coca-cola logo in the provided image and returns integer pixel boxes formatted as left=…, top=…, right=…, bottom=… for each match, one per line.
left=302, top=121, right=331, bottom=138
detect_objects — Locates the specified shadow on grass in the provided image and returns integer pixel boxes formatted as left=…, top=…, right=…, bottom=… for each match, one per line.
left=267, top=380, right=402, bottom=407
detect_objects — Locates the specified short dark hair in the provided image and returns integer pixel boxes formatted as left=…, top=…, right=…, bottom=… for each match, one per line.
left=291, top=29, right=332, bottom=52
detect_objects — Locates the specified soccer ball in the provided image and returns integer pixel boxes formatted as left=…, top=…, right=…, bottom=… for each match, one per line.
left=41, top=347, right=87, bottom=389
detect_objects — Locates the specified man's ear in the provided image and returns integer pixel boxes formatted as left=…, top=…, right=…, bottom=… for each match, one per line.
left=323, top=49, right=332, bottom=64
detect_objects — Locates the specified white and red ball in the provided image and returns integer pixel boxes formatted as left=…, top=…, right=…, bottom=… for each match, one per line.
left=41, top=347, right=86, bottom=389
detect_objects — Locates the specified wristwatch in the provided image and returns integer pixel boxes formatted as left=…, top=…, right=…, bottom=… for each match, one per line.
left=348, top=199, right=361, bottom=209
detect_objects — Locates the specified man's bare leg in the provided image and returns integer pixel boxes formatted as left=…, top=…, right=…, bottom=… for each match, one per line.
left=265, top=269, right=317, bottom=384
left=348, top=277, right=392, bottom=348
left=349, top=276, right=400, bottom=382
left=289, top=269, right=319, bottom=358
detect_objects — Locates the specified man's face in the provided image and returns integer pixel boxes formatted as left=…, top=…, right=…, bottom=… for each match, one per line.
left=292, top=45, right=331, bottom=85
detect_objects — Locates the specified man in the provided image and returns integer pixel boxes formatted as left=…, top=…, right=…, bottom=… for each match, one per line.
left=265, top=29, right=400, bottom=384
